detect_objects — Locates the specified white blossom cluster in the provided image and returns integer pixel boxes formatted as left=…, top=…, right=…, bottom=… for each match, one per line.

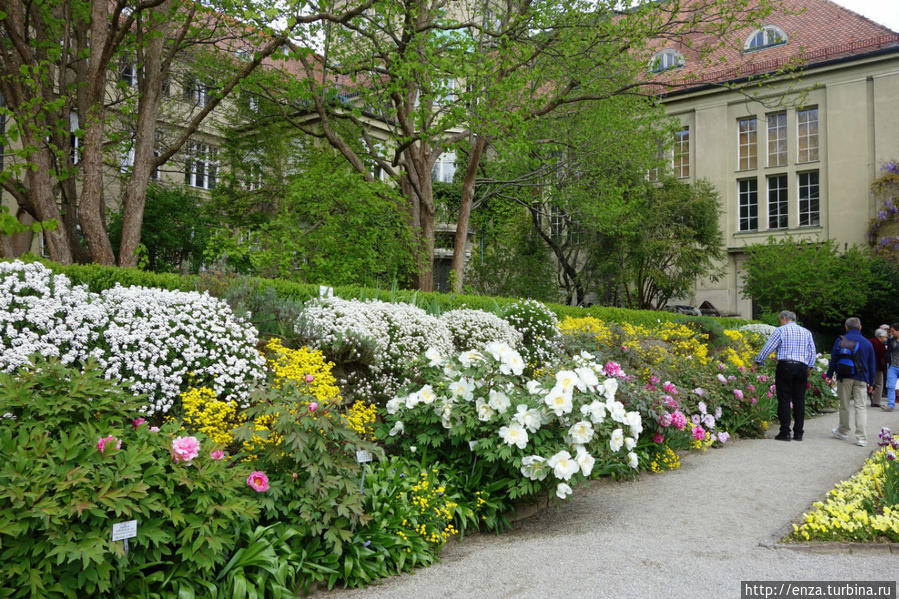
left=386, top=345, right=641, bottom=500
left=296, top=297, right=454, bottom=400
left=502, top=298, right=563, bottom=367
left=0, top=261, right=265, bottom=415
left=738, top=323, right=777, bottom=337
left=438, top=308, right=522, bottom=353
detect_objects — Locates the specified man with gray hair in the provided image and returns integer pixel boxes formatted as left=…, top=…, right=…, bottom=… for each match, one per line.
left=825, top=317, right=876, bottom=447
left=752, top=310, right=816, bottom=442
left=869, top=327, right=887, bottom=407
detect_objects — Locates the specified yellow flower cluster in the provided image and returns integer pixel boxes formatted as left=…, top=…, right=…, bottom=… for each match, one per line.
left=687, top=422, right=715, bottom=451
left=720, top=330, right=763, bottom=368
left=408, top=470, right=459, bottom=547
left=180, top=386, right=245, bottom=446
left=343, top=400, right=378, bottom=440
left=265, top=338, right=342, bottom=404
left=558, top=317, right=615, bottom=346
left=650, top=444, right=681, bottom=473
left=791, top=448, right=899, bottom=542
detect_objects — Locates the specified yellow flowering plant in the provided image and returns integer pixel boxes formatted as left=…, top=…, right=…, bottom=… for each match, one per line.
left=180, top=386, right=246, bottom=448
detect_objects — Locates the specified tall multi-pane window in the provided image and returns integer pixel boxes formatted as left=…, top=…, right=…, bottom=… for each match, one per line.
left=738, top=179, right=758, bottom=231
left=797, top=108, right=819, bottom=163
left=767, top=175, right=788, bottom=229
left=798, top=171, right=820, bottom=226
left=767, top=112, right=787, bottom=167
left=738, top=118, right=757, bottom=170
left=431, top=151, right=456, bottom=183
left=184, top=141, right=218, bottom=189
left=674, top=127, right=689, bottom=178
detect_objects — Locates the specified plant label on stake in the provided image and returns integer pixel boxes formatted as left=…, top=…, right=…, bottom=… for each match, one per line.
left=469, top=440, right=477, bottom=476
left=111, top=520, right=137, bottom=555
left=356, top=450, right=372, bottom=493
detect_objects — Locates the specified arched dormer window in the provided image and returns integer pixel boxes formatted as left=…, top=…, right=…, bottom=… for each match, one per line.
left=649, top=49, right=685, bottom=73
left=744, top=25, right=787, bottom=52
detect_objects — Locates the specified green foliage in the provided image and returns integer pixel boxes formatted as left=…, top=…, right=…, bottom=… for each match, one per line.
left=741, top=236, right=877, bottom=327
left=0, top=358, right=259, bottom=599
left=232, top=382, right=381, bottom=556
left=108, top=185, right=214, bottom=274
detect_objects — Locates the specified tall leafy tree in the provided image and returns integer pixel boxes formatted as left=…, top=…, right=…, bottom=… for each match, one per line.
left=0, top=0, right=371, bottom=265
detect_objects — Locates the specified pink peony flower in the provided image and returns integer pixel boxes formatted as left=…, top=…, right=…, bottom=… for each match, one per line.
left=97, top=435, right=121, bottom=454
left=653, top=433, right=665, bottom=443
left=733, top=389, right=744, bottom=400
left=737, top=366, right=746, bottom=373
left=663, top=382, right=678, bottom=394
left=691, top=414, right=701, bottom=425
left=717, top=432, right=730, bottom=443
left=247, top=471, right=269, bottom=492
left=717, top=373, right=728, bottom=384
left=758, top=375, right=769, bottom=382
left=717, top=362, right=725, bottom=370
left=692, top=387, right=705, bottom=397
left=308, top=402, right=318, bottom=412
left=714, top=406, right=722, bottom=419
left=697, top=401, right=707, bottom=414
left=671, top=411, right=687, bottom=430
left=210, top=450, right=225, bottom=460
left=658, top=413, right=673, bottom=427
left=149, top=426, right=160, bottom=432
left=132, top=418, right=146, bottom=429
left=305, top=374, right=315, bottom=383
left=171, top=436, right=200, bottom=463
left=703, top=414, right=716, bottom=429
left=727, top=375, right=736, bottom=382
left=664, top=395, right=679, bottom=408
left=605, top=361, right=624, bottom=378
left=692, top=426, right=706, bottom=441
left=747, top=384, right=755, bottom=392
left=649, top=375, right=660, bottom=385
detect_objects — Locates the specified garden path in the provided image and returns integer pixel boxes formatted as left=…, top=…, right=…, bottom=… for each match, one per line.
left=315, top=409, right=899, bottom=599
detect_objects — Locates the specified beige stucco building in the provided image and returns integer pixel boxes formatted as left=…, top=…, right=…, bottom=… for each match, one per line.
left=655, top=0, right=899, bottom=318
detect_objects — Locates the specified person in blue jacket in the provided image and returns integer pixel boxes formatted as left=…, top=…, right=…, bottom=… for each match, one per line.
left=825, top=317, right=876, bottom=447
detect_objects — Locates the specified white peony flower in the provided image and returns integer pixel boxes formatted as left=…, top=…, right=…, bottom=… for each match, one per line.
left=459, top=349, right=484, bottom=368
left=501, top=350, right=525, bottom=376
left=580, top=400, right=606, bottom=424
left=526, top=379, right=546, bottom=395
left=608, top=401, right=627, bottom=423
left=625, top=437, right=636, bottom=451
left=520, top=455, right=548, bottom=481
left=417, top=384, right=437, bottom=405
left=488, top=389, right=511, bottom=413
left=389, top=421, right=404, bottom=436
left=555, top=370, right=579, bottom=394
left=602, top=377, right=619, bottom=400
left=556, top=482, right=573, bottom=499
left=513, top=404, right=543, bottom=433
left=568, top=420, right=594, bottom=444
left=627, top=451, right=639, bottom=469
left=574, top=366, right=599, bottom=391
left=385, top=397, right=403, bottom=415
left=626, top=411, right=643, bottom=437
left=575, top=447, right=595, bottom=477
left=498, top=422, right=529, bottom=449
left=543, top=385, right=573, bottom=416
left=449, top=377, right=475, bottom=401
left=476, top=397, right=495, bottom=422
left=547, top=450, right=580, bottom=481
left=610, top=428, right=624, bottom=452
left=425, top=347, right=444, bottom=367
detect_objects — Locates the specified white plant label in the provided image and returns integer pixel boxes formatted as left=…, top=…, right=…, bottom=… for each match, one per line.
left=111, top=520, right=137, bottom=542
left=356, top=450, right=372, bottom=463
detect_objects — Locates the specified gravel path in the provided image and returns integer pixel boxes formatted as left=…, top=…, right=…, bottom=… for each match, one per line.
left=315, top=408, right=899, bottom=599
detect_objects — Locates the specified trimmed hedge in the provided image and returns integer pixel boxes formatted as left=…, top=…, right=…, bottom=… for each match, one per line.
left=10, top=257, right=751, bottom=329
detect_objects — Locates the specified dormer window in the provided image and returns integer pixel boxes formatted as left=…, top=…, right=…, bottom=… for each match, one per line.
left=650, top=49, right=685, bottom=73
left=744, top=25, right=787, bottom=52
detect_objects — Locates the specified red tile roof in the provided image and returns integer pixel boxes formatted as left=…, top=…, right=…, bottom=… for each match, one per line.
left=651, top=0, right=899, bottom=93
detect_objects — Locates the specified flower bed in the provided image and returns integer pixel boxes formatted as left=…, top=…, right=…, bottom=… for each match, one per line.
left=788, top=427, right=899, bottom=543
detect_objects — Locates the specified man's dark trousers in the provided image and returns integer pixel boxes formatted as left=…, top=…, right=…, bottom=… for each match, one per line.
left=776, top=360, right=808, bottom=437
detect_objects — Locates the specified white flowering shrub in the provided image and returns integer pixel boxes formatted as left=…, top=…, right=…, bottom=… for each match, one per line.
left=438, top=308, right=522, bottom=353
left=0, top=261, right=266, bottom=415
left=502, top=299, right=562, bottom=368
left=98, top=285, right=266, bottom=414
left=738, top=323, right=777, bottom=337
left=296, top=297, right=453, bottom=402
left=0, top=261, right=109, bottom=371
left=379, top=343, right=643, bottom=504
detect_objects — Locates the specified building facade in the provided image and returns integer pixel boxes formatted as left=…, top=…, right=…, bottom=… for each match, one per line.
left=654, top=0, right=899, bottom=318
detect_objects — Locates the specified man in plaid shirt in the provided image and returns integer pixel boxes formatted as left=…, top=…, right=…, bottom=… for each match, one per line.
left=751, top=310, right=816, bottom=442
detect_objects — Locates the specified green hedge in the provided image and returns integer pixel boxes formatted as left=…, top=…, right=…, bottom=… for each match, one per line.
left=8, top=257, right=751, bottom=329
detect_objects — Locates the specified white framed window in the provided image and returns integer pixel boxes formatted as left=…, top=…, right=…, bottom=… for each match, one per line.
left=737, top=117, right=757, bottom=171
left=431, top=151, right=456, bottom=183
left=649, top=49, right=685, bottom=73
left=184, top=141, right=218, bottom=189
left=767, top=174, right=788, bottom=229
left=69, top=111, right=80, bottom=164
left=744, top=25, right=787, bottom=52
left=183, top=77, right=210, bottom=106
left=738, top=178, right=758, bottom=231
left=673, top=127, right=689, bottom=178
left=766, top=112, right=787, bottom=167
left=797, top=107, right=819, bottom=163
left=120, top=146, right=135, bottom=172
left=798, top=171, right=819, bottom=227
left=436, top=78, right=456, bottom=105
left=119, top=63, right=137, bottom=87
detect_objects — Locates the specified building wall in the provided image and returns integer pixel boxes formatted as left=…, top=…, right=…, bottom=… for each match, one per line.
left=661, top=51, right=899, bottom=318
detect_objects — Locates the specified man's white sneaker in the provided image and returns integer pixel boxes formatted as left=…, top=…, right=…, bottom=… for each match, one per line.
left=856, top=439, right=868, bottom=447
left=832, top=428, right=849, bottom=441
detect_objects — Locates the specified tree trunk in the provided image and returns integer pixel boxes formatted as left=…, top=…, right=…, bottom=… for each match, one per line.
left=451, top=135, right=487, bottom=293
left=120, top=12, right=168, bottom=267
left=22, top=138, right=73, bottom=263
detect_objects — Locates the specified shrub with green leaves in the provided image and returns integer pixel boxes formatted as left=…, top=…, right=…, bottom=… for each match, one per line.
left=0, top=358, right=261, bottom=599
left=502, top=298, right=562, bottom=369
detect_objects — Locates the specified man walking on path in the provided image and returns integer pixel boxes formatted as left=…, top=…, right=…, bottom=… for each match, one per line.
left=826, top=317, right=876, bottom=447
left=884, top=323, right=899, bottom=412
left=869, top=328, right=887, bottom=407
left=752, top=310, right=816, bottom=442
